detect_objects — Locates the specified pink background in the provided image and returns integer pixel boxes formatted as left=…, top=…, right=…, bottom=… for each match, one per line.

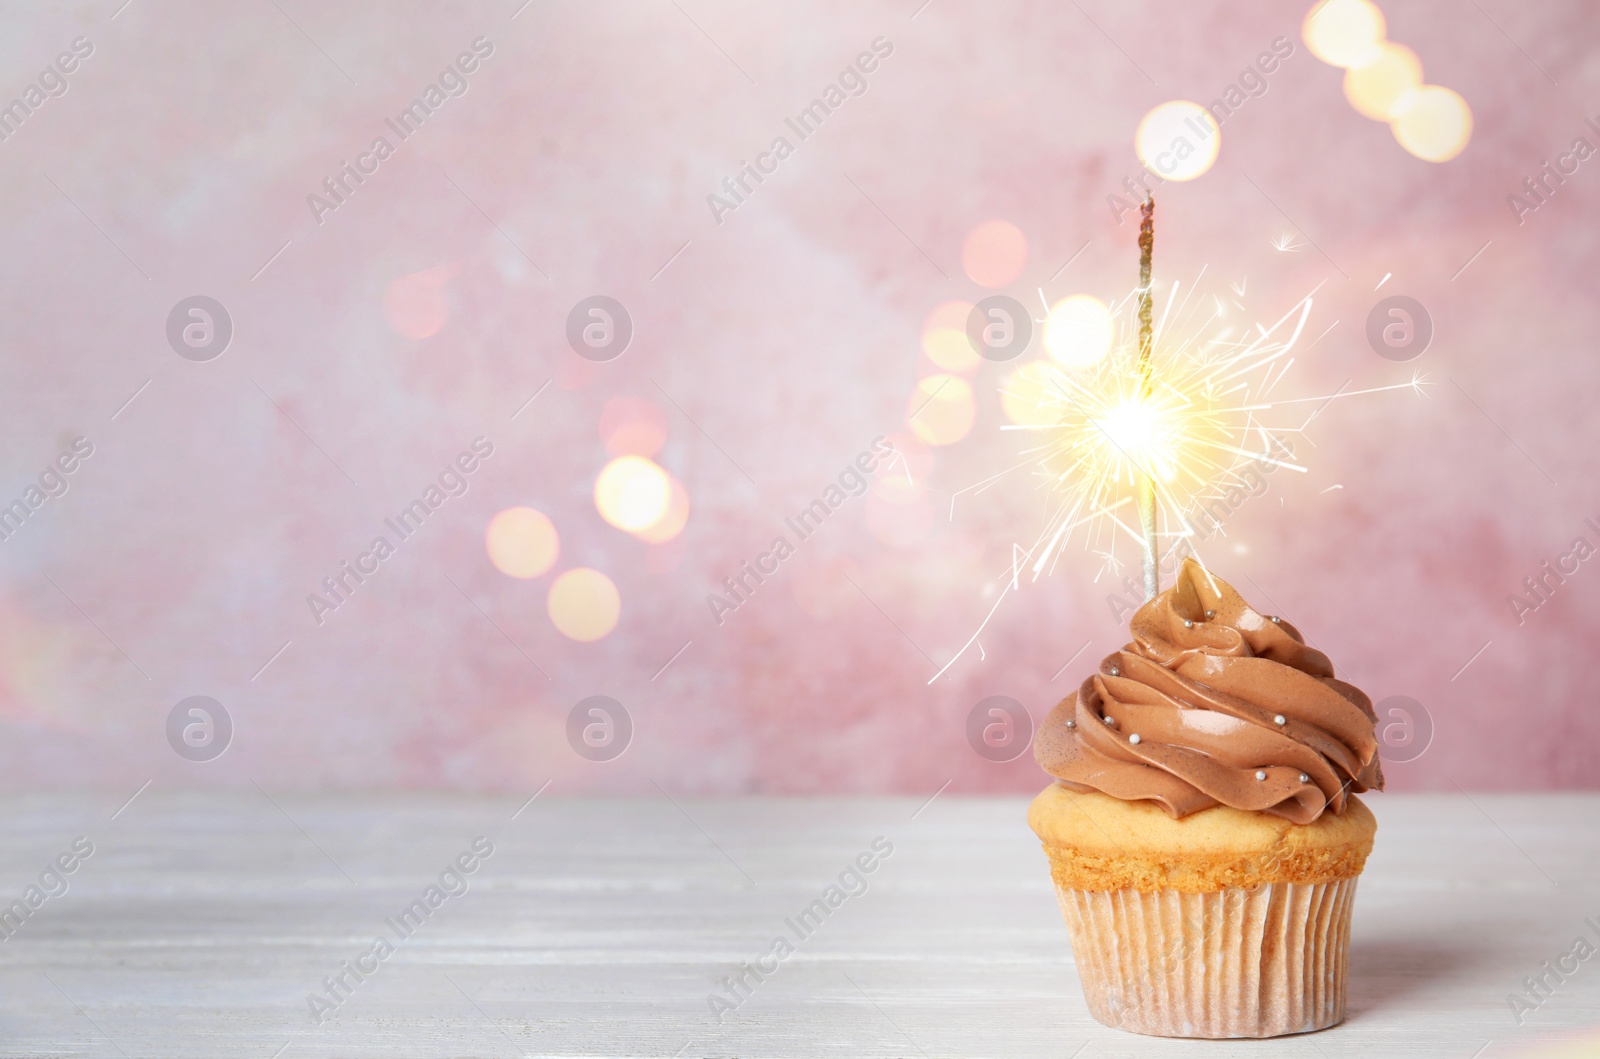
left=0, top=0, right=1594, bottom=793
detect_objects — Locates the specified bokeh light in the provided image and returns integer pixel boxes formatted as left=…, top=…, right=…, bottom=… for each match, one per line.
left=921, top=300, right=982, bottom=373
left=1044, top=295, right=1114, bottom=368
left=484, top=506, right=559, bottom=579
left=599, top=396, right=668, bottom=457
left=906, top=374, right=975, bottom=447
left=1390, top=85, right=1472, bottom=162
left=594, top=456, right=671, bottom=533
left=383, top=265, right=454, bottom=340
left=547, top=568, right=620, bottom=642
left=1344, top=42, right=1423, bottom=120
left=1135, top=101, right=1220, bottom=182
left=1302, top=0, right=1386, bottom=68
left=961, top=220, right=1028, bottom=288
left=633, top=473, right=690, bottom=543
left=1000, top=360, right=1069, bottom=426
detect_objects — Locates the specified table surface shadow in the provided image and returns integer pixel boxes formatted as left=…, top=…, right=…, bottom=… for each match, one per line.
left=0, top=791, right=1595, bottom=1058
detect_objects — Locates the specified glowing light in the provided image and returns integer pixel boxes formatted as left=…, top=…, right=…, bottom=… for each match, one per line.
left=1045, top=295, right=1115, bottom=367
left=383, top=265, right=454, bottom=340
left=594, top=456, right=670, bottom=532
left=1096, top=398, right=1180, bottom=481
left=961, top=220, right=1028, bottom=288
left=921, top=300, right=982, bottom=373
left=599, top=396, right=667, bottom=457
left=934, top=249, right=1430, bottom=687
left=1022, top=339, right=1240, bottom=557
left=988, top=276, right=1428, bottom=590
left=906, top=374, right=975, bottom=447
left=633, top=473, right=690, bottom=543
left=1390, top=85, right=1472, bottom=162
left=999, top=360, right=1069, bottom=426
left=1344, top=42, right=1423, bottom=120
left=1135, top=101, right=1221, bottom=182
left=485, top=507, right=559, bottom=579
left=547, top=568, right=620, bottom=642
left=1302, top=0, right=1386, bottom=68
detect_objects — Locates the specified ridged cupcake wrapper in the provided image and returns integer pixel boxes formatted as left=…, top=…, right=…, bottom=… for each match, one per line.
left=1055, top=877, right=1358, bottom=1038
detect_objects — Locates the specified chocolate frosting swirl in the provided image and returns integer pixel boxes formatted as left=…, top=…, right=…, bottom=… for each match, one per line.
left=1034, top=558, right=1383, bottom=824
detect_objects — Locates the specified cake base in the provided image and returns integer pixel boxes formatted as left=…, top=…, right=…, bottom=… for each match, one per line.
left=1028, top=783, right=1377, bottom=892
left=1056, top=877, right=1358, bottom=1038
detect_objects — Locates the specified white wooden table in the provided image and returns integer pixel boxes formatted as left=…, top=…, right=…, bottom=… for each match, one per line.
left=0, top=792, right=1595, bottom=1058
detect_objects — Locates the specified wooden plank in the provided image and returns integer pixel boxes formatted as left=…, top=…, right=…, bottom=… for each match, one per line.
left=0, top=793, right=1593, bottom=1057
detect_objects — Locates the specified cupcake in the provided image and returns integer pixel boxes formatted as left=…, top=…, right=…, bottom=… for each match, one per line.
left=1029, top=557, right=1383, bottom=1038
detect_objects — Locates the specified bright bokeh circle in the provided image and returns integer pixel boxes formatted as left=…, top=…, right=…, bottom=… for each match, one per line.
left=484, top=507, right=559, bottom=579
left=1303, top=0, right=1386, bottom=68
left=1390, top=85, right=1472, bottom=162
left=547, top=568, right=621, bottom=642
left=921, top=300, right=982, bottom=373
left=961, top=220, right=1028, bottom=288
left=633, top=474, right=690, bottom=544
left=1135, top=101, right=1221, bottom=182
left=906, top=374, right=975, bottom=446
left=1044, top=295, right=1114, bottom=368
left=1344, top=42, right=1423, bottom=120
left=594, top=455, right=670, bottom=533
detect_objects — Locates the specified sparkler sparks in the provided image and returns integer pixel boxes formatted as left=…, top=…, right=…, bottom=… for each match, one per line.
left=929, top=273, right=1426, bottom=685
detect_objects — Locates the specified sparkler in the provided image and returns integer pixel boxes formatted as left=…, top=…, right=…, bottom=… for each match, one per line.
left=1135, top=195, right=1158, bottom=600
left=927, top=202, right=1427, bottom=684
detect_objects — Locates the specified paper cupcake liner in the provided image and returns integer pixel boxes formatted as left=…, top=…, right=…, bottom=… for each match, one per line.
left=1054, top=877, right=1358, bottom=1038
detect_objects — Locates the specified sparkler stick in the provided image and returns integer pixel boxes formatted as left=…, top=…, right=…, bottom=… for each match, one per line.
left=1136, top=196, right=1159, bottom=600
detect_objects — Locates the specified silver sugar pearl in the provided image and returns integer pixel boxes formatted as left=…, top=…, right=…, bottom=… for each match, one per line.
left=1298, top=773, right=1309, bottom=783
left=1128, top=733, right=1141, bottom=745
left=1103, top=715, right=1116, bottom=726
left=1183, top=619, right=1193, bottom=628
left=1274, top=714, right=1286, bottom=726
left=1205, top=609, right=1216, bottom=619
left=1255, top=770, right=1267, bottom=781
left=1109, top=666, right=1120, bottom=676
left=1270, top=615, right=1281, bottom=624
left=1065, top=719, right=1077, bottom=729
